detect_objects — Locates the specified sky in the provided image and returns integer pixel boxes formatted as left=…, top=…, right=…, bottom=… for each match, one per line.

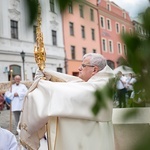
left=110, top=0, right=150, bottom=19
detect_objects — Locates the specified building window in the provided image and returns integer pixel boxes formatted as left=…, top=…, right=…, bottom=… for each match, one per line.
left=107, top=3, right=111, bottom=11
left=71, top=46, right=75, bottom=59
left=93, top=49, right=96, bottom=53
left=32, top=72, right=35, bottom=81
left=100, top=16, right=105, bottom=28
left=129, top=28, right=132, bottom=34
left=79, top=5, right=84, bottom=18
left=81, top=26, right=85, bottom=38
left=102, top=38, right=107, bottom=52
left=33, top=25, right=37, bottom=42
left=90, top=9, right=94, bottom=21
left=122, top=25, right=125, bottom=34
left=10, top=20, right=18, bottom=39
left=107, top=19, right=111, bottom=30
left=57, top=67, right=63, bottom=73
left=118, top=43, right=122, bottom=54
left=139, top=26, right=142, bottom=34
left=50, top=0, right=55, bottom=12
left=123, top=12, right=126, bottom=19
left=52, top=30, right=57, bottom=45
left=107, top=60, right=115, bottom=69
left=9, top=65, right=21, bottom=80
left=116, top=23, right=120, bottom=33
left=91, top=29, right=95, bottom=40
left=69, top=22, right=74, bottom=36
left=124, top=44, right=127, bottom=56
left=68, top=1, right=73, bottom=14
left=82, top=47, right=86, bottom=56
left=108, top=40, right=113, bottom=53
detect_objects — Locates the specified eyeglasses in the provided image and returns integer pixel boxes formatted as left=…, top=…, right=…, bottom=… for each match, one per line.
left=81, top=64, right=95, bottom=68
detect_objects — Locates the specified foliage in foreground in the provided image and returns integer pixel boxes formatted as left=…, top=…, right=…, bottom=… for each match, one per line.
left=92, top=5, right=150, bottom=150
left=24, top=0, right=82, bottom=25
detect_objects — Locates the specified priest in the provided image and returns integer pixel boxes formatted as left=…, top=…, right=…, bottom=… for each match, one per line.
left=20, top=53, right=115, bottom=150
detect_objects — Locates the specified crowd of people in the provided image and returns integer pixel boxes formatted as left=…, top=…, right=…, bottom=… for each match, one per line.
left=115, top=71, right=137, bottom=108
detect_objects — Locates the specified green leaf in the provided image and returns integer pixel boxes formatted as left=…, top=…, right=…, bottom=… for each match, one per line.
left=25, top=0, right=39, bottom=26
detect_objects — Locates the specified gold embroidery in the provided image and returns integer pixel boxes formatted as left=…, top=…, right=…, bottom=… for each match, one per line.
left=20, top=140, right=33, bottom=150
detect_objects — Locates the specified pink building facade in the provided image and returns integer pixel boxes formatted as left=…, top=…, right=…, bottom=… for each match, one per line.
left=62, top=0, right=100, bottom=75
left=62, top=0, right=133, bottom=75
left=98, top=0, right=133, bottom=68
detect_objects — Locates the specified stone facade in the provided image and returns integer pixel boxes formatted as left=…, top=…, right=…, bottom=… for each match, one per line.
left=0, top=0, right=65, bottom=82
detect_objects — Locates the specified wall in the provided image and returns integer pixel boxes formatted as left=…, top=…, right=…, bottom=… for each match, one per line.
left=0, top=0, right=65, bottom=81
left=113, top=108, right=150, bottom=150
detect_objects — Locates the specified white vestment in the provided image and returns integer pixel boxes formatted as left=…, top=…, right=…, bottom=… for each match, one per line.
left=0, top=127, right=18, bottom=150
left=4, top=83, right=28, bottom=111
left=20, top=65, right=115, bottom=150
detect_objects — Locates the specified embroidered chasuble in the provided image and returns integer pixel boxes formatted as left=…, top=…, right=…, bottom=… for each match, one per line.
left=20, top=65, right=115, bottom=150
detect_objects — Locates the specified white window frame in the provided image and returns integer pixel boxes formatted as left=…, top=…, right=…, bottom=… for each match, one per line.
left=108, top=40, right=113, bottom=53
left=116, top=22, right=120, bottom=34
left=106, top=18, right=112, bottom=31
left=91, top=28, right=95, bottom=40
left=122, top=25, right=126, bottom=34
left=79, top=5, right=84, bottom=18
left=102, top=38, right=107, bottom=52
left=81, top=25, right=85, bottom=38
left=123, top=12, right=126, bottom=19
left=117, top=42, right=122, bottom=54
left=90, top=8, right=94, bottom=21
left=100, top=16, right=105, bottom=29
left=69, top=22, right=74, bottom=36
left=106, top=3, right=111, bottom=11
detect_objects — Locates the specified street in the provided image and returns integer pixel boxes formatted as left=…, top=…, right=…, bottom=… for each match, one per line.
left=0, top=107, right=16, bottom=133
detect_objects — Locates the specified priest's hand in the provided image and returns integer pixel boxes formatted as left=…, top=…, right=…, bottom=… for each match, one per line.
left=43, top=71, right=52, bottom=80
left=14, top=93, right=18, bottom=97
left=34, top=69, right=44, bottom=80
left=34, top=69, right=51, bottom=81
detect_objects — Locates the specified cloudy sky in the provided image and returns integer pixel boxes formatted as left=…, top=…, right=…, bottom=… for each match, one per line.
left=110, top=0, right=149, bottom=18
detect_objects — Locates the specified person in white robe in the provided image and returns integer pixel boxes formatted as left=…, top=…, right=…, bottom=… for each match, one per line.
left=126, top=73, right=136, bottom=98
left=19, top=53, right=115, bottom=150
left=5, top=75, right=28, bottom=134
left=0, top=127, right=18, bottom=150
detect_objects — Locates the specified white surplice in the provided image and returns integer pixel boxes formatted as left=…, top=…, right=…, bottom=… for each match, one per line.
left=0, top=127, right=18, bottom=150
left=5, top=84, right=28, bottom=111
left=20, top=65, right=115, bottom=150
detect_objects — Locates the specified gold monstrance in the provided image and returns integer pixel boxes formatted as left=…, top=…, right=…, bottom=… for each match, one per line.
left=34, top=4, right=46, bottom=71
left=34, top=4, right=50, bottom=150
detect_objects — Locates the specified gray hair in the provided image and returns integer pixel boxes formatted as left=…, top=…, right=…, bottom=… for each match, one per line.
left=83, top=53, right=107, bottom=71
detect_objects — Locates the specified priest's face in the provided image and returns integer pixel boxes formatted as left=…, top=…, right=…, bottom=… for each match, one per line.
left=78, top=56, right=96, bottom=82
left=14, top=75, right=21, bottom=85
